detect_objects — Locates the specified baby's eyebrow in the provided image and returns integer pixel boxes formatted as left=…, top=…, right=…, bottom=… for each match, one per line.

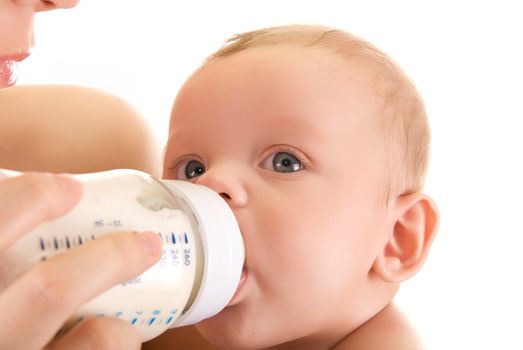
left=257, top=114, right=330, bottom=143
left=165, top=127, right=193, bottom=147
left=165, top=114, right=330, bottom=156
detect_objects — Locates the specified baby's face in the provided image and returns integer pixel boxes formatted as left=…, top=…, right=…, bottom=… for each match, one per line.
left=164, top=46, right=393, bottom=348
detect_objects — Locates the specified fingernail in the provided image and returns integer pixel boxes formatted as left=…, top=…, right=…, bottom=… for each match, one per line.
left=138, top=232, right=162, bottom=256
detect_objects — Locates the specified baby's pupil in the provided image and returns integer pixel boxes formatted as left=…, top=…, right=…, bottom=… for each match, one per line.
left=186, top=160, right=205, bottom=178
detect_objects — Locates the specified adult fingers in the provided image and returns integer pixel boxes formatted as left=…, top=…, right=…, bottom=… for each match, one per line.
left=47, top=317, right=141, bottom=350
left=0, top=173, right=83, bottom=251
left=0, top=231, right=161, bottom=350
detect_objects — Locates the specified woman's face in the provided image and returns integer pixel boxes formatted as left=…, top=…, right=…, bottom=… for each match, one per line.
left=0, top=0, right=79, bottom=88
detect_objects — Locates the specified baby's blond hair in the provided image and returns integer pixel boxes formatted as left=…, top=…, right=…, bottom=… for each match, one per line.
left=205, top=25, right=430, bottom=205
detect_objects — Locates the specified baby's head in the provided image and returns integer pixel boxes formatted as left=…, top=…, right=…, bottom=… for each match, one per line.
left=163, top=25, right=439, bottom=349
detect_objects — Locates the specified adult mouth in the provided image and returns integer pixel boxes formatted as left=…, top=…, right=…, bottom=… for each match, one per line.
left=0, top=51, right=31, bottom=88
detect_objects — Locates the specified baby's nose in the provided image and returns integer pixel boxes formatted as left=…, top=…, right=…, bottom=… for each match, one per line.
left=198, top=173, right=247, bottom=209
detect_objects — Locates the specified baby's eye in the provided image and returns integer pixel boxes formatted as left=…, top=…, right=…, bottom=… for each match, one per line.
left=176, top=159, right=206, bottom=180
left=261, top=151, right=304, bottom=173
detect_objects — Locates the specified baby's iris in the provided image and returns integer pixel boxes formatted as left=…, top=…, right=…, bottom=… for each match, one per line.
left=269, top=152, right=303, bottom=173
left=183, top=160, right=205, bottom=179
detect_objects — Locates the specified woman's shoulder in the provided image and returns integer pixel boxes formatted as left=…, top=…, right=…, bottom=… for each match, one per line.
left=0, top=84, right=160, bottom=175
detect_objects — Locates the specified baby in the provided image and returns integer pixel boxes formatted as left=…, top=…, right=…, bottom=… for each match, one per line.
left=148, top=24, right=439, bottom=350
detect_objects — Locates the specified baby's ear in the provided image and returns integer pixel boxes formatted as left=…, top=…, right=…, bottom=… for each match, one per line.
left=372, top=193, right=439, bottom=283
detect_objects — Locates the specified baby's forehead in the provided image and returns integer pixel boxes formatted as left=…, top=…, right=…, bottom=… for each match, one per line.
left=187, top=46, right=384, bottom=123
left=174, top=45, right=387, bottom=153
left=192, top=46, right=378, bottom=101
left=200, top=45, right=373, bottom=81
left=190, top=44, right=398, bottom=115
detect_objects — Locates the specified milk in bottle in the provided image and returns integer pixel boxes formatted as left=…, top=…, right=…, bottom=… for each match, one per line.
left=0, top=169, right=244, bottom=341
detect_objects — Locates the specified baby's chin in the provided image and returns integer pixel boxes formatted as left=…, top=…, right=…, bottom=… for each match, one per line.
left=195, top=316, right=257, bottom=349
left=195, top=311, right=285, bottom=350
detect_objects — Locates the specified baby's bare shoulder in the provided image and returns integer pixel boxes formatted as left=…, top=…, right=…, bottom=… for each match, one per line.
left=334, top=303, right=425, bottom=350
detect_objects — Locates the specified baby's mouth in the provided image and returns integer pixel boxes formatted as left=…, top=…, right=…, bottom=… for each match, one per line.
left=240, top=264, right=247, bottom=284
left=227, top=263, right=247, bottom=307
left=237, top=261, right=248, bottom=292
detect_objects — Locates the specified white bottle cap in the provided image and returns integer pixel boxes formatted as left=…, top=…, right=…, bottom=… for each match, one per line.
left=161, top=180, right=244, bottom=327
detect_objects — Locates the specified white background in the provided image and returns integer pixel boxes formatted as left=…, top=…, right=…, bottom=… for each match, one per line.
left=17, top=1, right=523, bottom=349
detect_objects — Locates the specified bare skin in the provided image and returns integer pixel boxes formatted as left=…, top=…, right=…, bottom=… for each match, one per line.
left=1, top=1, right=167, bottom=347
left=0, top=83, right=166, bottom=348
left=144, top=44, right=436, bottom=349
left=143, top=326, right=219, bottom=350
left=333, top=303, right=424, bottom=350
left=0, top=84, right=161, bottom=176
left=143, top=303, right=423, bottom=350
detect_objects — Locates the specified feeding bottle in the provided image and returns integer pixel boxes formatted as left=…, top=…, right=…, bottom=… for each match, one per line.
left=0, top=169, right=244, bottom=341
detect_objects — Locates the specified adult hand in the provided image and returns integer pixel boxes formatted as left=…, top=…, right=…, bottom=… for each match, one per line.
left=0, top=173, right=162, bottom=350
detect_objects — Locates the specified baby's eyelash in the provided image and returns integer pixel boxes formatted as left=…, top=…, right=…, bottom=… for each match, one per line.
left=262, top=145, right=309, bottom=168
left=275, top=146, right=307, bottom=162
left=164, top=159, right=182, bottom=173
left=165, top=154, right=202, bottom=173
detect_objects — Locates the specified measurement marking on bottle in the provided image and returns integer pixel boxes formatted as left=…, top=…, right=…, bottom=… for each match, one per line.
left=171, top=233, right=176, bottom=244
left=38, top=234, right=99, bottom=252
left=166, top=317, right=173, bottom=325
left=131, top=318, right=138, bottom=325
left=184, top=232, right=189, bottom=244
left=149, top=318, right=156, bottom=326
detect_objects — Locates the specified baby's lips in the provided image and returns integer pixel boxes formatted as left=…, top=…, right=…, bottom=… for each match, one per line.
left=227, top=263, right=248, bottom=307
left=241, top=264, right=247, bottom=282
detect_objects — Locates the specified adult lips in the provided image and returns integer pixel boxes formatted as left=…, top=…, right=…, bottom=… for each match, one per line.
left=0, top=51, right=31, bottom=88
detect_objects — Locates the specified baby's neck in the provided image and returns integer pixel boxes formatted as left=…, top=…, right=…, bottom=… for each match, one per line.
left=266, top=303, right=423, bottom=350
left=143, top=302, right=423, bottom=350
left=332, top=302, right=424, bottom=350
